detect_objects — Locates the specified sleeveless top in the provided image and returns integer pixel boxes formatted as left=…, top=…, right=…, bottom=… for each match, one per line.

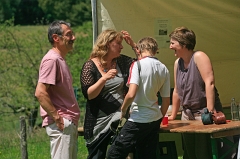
left=176, top=52, right=222, bottom=113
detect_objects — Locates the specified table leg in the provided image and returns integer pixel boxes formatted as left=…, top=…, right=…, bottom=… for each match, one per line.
left=211, top=137, right=238, bottom=159
left=219, top=137, right=238, bottom=159
left=211, top=138, right=218, bottom=159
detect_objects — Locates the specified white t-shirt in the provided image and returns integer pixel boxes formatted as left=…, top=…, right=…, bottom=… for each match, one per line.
left=127, top=57, right=170, bottom=123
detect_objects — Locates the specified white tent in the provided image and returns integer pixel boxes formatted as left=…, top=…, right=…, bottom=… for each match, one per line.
left=91, top=0, right=240, bottom=107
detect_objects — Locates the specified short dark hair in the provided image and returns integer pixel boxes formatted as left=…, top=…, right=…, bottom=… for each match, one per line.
left=48, top=20, right=71, bottom=45
left=169, top=26, right=196, bottom=50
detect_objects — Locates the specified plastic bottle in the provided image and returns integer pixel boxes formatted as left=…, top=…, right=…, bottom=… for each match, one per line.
left=231, top=98, right=239, bottom=121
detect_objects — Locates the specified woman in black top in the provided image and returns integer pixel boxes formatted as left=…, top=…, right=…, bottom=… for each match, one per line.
left=80, top=29, right=136, bottom=159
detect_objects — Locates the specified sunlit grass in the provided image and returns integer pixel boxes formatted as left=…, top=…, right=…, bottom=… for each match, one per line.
left=0, top=128, right=88, bottom=159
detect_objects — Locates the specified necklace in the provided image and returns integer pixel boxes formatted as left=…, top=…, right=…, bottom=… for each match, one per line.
left=98, top=59, right=116, bottom=72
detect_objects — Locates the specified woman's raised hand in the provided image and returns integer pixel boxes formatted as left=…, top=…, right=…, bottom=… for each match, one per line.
left=121, top=30, right=136, bottom=48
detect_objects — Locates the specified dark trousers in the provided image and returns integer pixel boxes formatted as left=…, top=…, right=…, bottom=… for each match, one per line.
left=87, top=129, right=114, bottom=159
left=107, top=119, right=161, bottom=159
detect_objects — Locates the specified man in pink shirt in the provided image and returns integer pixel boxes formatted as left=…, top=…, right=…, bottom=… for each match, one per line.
left=35, top=20, right=80, bottom=159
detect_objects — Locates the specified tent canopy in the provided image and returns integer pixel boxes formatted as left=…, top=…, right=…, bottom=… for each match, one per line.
left=91, top=0, right=240, bottom=106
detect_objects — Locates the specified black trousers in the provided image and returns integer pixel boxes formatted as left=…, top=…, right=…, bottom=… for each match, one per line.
left=107, top=119, right=161, bottom=159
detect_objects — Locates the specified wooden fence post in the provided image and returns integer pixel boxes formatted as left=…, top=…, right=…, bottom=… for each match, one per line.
left=20, top=116, right=28, bottom=159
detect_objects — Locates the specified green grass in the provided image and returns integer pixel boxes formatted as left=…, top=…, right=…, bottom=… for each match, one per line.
left=0, top=128, right=88, bottom=159
left=0, top=104, right=87, bottom=159
left=0, top=104, right=185, bottom=159
left=0, top=128, right=182, bottom=159
left=0, top=112, right=184, bottom=159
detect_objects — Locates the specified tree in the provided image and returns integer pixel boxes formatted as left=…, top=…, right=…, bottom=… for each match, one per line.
left=15, top=0, right=45, bottom=25
left=38, top=0, right=91, bottom=26
left=0, top=0, right=91, bottom=25
left=0, top=19, right=48, bottom=129
left=0, top=0, right=20, bottom=23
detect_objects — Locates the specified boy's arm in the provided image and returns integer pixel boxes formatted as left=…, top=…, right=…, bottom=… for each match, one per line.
left=121, top=83, right=138, bottom=118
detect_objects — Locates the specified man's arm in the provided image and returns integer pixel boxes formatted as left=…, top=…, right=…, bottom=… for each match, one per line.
left=35, top=82, right=64, bottom=130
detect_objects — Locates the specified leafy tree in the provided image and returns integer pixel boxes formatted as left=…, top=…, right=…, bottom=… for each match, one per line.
left=0, top=0, right=20, bottom=23
left=38, top=0, right=91, bottom=26
left=0, top=18, right=48, bottom=129
left=15, top=0, right=45, bottom=25
left=0, top=0, right=91, bottom=26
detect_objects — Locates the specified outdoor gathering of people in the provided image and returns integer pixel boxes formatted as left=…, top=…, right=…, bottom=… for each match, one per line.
left=35, top=20, right=239, bottom=159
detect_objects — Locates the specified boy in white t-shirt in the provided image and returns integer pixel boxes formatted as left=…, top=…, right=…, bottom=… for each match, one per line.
left=107, top=37, right=170, bottom=159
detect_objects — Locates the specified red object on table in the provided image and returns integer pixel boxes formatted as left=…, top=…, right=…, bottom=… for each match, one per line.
left=162, top=115, right=168, bottom=126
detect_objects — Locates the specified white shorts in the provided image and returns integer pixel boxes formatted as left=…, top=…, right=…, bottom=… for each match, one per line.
left=46, top=118, right=78, bottom=159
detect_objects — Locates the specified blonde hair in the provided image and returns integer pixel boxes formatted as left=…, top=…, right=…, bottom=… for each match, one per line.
left=136, top=37, right=159, bottom=56
left=90, top=29, right=123, bottom=66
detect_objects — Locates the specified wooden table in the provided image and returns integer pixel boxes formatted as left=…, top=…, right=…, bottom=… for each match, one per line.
left=160, top=120, right=240, bottom=159
left=78, top=120, right=240, bottom=159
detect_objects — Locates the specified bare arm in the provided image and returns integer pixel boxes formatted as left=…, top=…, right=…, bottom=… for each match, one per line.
left=194, top=51, right=215, bottom=112
left=35, top=83, right=64, bottom=130
left=168, top=59, right=181, bottom=120
left=87, top=77, right=107, bottom=100
left=161, top=97, right=170, bottom=117
left=121, top=30, right=136, bottom=48
left=87, top=69, right=118, bottom=100
left=121, top=83, right=138, bottom=118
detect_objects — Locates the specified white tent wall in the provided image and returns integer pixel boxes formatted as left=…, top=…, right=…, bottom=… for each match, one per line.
left=91, top=0, right=240, bottom=107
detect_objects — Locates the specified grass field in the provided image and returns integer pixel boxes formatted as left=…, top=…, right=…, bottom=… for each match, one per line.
left=0, top=127, right=182, bottom=159
left=0, top=104, right=88, bottom=159
left=0, top=128, right=88, bottom=159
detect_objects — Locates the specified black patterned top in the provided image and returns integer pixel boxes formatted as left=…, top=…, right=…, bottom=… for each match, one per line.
left=80, top=54, right=135, bottom=139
